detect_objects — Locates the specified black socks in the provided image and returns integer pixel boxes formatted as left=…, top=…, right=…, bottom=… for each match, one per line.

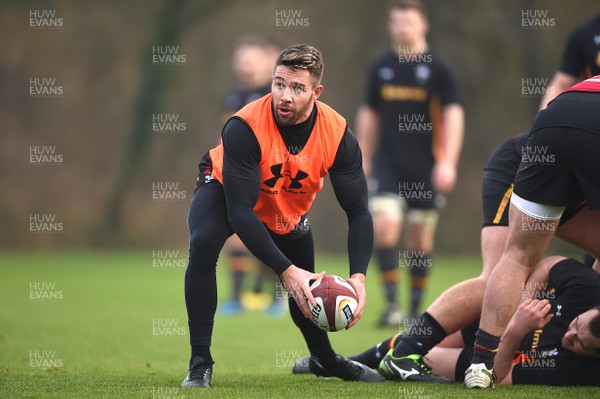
left=392, top=312, right=447, bottom=357
left=471, top=328, right=500, bottom=369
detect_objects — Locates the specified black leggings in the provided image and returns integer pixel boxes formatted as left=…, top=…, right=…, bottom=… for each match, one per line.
left=184, top=181, right=335, bottom=360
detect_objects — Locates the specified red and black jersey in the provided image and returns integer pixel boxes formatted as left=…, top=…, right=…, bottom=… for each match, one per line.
left=561, top=74, right=600, bottom=93
left=534, top=77, right=600, bottom=136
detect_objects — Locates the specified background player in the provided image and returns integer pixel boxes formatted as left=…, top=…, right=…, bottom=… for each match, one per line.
left=356, top=0, right=464, bottom=326
left=539, top=13, right=600, bottom=109
left=218, top=35, right=285, bottom=315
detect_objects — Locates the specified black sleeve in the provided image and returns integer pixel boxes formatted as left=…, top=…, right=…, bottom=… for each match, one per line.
left=328, top=127, right=365, bottom=186
left=364, top=61, right=382, bottom=109
left=549, top=258, right=600, bottom=314
left=558, top=27, right=586, bottom=77
left=221, top=119, right=293, bottom=276
left=433, top=57, right=464, bottom=107
left=329, top=128, right=374, bottom=276
left=221, top=117, right=262, bottom=182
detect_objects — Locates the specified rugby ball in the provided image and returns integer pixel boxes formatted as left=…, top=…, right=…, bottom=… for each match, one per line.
left=308, top=275, right=358, bottom=332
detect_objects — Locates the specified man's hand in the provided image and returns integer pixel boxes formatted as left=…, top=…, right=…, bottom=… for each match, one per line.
left=431, top=161, right=456, bottom=194
left=507, top=298, right=554, bottom=337
left=280, top=265, right=325, bottom=318
left=345, top=273, right=366, bottom=329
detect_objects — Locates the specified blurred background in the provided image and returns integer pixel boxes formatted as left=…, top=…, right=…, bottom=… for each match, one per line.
left=1, top=0, right=597, bottom=255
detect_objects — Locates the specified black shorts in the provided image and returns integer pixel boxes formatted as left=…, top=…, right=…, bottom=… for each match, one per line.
left=514, top=92, right=600, bottom=210
left=482, top=135, right=525, bottom=227
left=373, top=156, right=438, bottom=210
left=482, top=134, right=585, bottom=227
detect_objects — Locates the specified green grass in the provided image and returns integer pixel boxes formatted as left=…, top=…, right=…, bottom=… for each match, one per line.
left=1, top=251, right=599, bottom=398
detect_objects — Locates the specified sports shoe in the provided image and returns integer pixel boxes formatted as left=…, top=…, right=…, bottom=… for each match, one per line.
left=309, top=355, right=384, bottom=382
left=181, top=356, right=213, bottom=387
left=241, top=292, right=271, bottom=311
left=377, top=305, right=403, bottom=328
left=378, top=350, right=450, bottom=383
left=464, top=363, right=496, bottom=389
left=217, top=299, right=244, bottom=315
left=291, top=355, right=311, bottom=374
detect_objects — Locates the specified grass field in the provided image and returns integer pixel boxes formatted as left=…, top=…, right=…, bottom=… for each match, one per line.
left=1, top=251, right=599, bottom=399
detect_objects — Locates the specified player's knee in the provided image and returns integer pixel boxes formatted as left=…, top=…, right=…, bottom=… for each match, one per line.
left=189, top=227, right=224, bottom=255
left=406, top=210, right=438, bottom=250
left=374, top=219, right=401, bottom=246
left=371, top=196, right=403, bottom=244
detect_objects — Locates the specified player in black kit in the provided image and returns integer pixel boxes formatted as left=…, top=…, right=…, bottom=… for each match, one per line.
left=293, top=132, right=600, bottom=383
left=356, top=0, right=464, bottom=326
left=540, top=13, right=600, bottom=109
left=344, top=256, right=600, bottom=386
left=467, top=77, right=600, bottom=388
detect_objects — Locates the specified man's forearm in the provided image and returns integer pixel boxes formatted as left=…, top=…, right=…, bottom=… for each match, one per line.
left=347, top=209, right=373, bottom=276
left=355, top=106, right=380, bottom=168
left=493, top=324, right=525, bottom=383
left=226, top=206, right=292, bottom=276
left=439, top=104, right=464, bottom=167
left=223, top=174, right=292, bottom=276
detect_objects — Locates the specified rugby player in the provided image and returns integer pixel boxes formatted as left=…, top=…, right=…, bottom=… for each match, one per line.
left=293, top=132, right=600, bottom=383
left=466, top=76, right=600, bottom=388
left=356, top=0, right=464, bottom=325
left=182, top=44, right=383, bottom=387
left=349, top=257, right=600, bottom=386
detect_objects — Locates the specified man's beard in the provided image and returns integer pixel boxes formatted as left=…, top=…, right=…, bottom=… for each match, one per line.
left=274, top=100, right=312, bottom=126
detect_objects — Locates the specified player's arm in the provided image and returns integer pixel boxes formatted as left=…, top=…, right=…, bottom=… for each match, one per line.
left=433, top=62, right=464, bottom=194
left=433, top=103, right=464, bottom=193
left=539, top=72, right=579, bottom=110
left=222, top=118, right=323, bottom=317
left=329, top=127, right=374, bottom=328
left=355, top=62, right=383, bottom=180
left=495, top=256, right=571, bottom=381
left=355, top=105, right=380, bottom=179
left=494, top=298, right=553, bottom=382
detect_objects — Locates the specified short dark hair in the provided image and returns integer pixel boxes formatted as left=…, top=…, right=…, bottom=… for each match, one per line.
left=274, top=44, right=324, bottom=85
left=391, top=0, right=427, bottom=18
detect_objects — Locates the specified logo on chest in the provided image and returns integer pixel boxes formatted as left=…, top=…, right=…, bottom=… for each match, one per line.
left=262, top=163, right=309, bottom=194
